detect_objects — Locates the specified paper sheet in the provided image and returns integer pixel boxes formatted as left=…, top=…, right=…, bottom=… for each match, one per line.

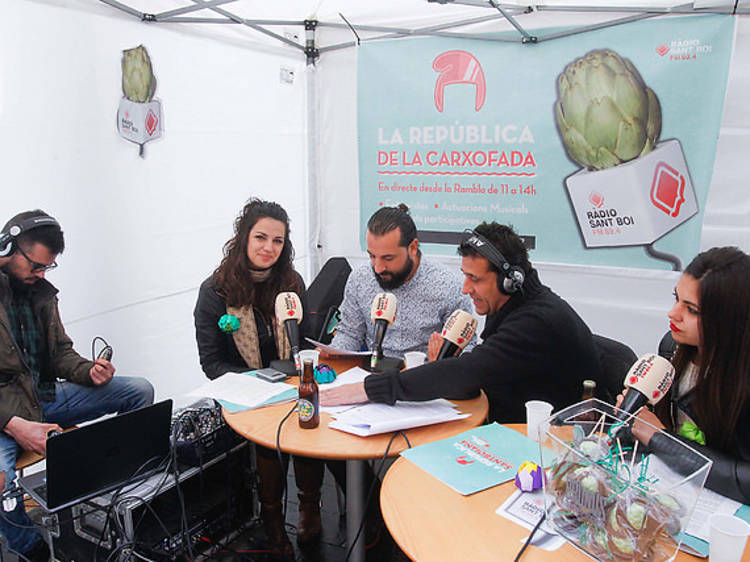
left=646, top=454, right=741, bottom=541
left=328, top=399, right=468, bottom=436
left=319, top=366, right=371, bottom=416
left=496, top=489, right=566, bottom=551
left=305, top=337, right=371, bottom=356
left=187, top=372, right=296, bottom=410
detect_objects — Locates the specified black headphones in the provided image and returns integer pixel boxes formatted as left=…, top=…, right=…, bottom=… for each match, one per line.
left=462, top=229, right=525, bottom=295
left=0, top=216, right=61, bottom=257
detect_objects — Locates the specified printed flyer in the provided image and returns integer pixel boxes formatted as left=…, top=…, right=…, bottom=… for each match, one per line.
left=400, top=423, right=550, bottom=495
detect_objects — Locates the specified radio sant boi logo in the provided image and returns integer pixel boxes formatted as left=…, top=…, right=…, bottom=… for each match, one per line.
left=585, top=162, right=688, bottom=230
left=555, top=49, right=697, bottom=252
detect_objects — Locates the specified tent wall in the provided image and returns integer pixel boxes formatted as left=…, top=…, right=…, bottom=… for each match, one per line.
left=2, top=0, right=309, bottom=400
left=3, top=2, right=748, bottom=402
left=316, top=14, right=750, bottom=357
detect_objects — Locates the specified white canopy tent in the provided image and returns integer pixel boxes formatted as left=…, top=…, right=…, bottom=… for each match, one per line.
left=2, top=0, right=749, bottom=400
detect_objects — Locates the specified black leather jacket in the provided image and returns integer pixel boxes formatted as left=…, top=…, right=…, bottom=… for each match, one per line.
left=652, top=334, right=750, bottom=502
left=648, top=389, right=750, bottom=503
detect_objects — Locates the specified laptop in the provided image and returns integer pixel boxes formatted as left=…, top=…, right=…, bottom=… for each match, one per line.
left=19, top=399, right=173, bottom=512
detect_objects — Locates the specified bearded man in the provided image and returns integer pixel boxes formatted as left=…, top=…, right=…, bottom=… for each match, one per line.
left=326, top=204, right=474, bottom=359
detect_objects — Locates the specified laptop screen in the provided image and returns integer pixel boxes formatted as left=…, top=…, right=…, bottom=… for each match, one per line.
left=44, top=399, right=173, bottom=510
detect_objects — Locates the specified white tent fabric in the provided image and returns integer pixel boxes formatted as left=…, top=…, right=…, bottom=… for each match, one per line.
left=2, top=0, right=749, bottom=401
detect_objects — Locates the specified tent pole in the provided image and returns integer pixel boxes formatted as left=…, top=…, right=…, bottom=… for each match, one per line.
left=99, top=0, right=143, bottom=19
left=188, top=0, right=305, bottom=51
left=153, top=0, right=236, bottom=20
left=489, top=0, right=537, bottom=42
left=319, top=12, right=526, bottom=53
left=306, top=21, right=322, bottom=279
left=538, top=12, right=659, bottom=41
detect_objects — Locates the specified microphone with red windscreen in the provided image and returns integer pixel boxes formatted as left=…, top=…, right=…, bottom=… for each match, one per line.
left=275, top=292, right=303, bottom=374
left=436, top=310, right=477, bottom=360
left=617, top=353, right=675, bottom=422
left=370, top=293, right=397, bottom=370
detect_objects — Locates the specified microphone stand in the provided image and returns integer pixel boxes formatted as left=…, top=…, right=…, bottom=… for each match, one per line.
left=367, top=346, right=404, bottom=373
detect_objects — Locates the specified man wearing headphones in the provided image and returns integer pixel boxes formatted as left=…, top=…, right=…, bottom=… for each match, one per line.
left=321, top=221, right=603, bottom=424
left=0, top=210, right=154, bottom=560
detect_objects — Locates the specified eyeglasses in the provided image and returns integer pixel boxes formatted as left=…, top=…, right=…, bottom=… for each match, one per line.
left=17, top=245, right=57, bottom=273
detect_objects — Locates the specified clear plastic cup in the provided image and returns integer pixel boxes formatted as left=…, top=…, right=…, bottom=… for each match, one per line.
left=525, top=400, right=553, bottom=442
left=709, top=513, right=750, bottom=562
left=299, top=349, right=320, bottom=368
left=403, top=351, right=426, bottom=369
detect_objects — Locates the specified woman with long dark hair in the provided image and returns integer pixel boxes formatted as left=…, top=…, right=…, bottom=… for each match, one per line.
left=194, top=199, right=325, bottom=555
left=628, top=246, right=750, bottom=503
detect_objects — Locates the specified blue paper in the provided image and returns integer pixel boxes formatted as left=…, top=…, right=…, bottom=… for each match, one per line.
left=735, top=504, right=750, bottom=524
left=400, top=422, right=552, bottom=495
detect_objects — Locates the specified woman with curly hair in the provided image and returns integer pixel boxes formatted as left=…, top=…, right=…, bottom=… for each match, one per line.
left=194, top=199, right=327, bottom=555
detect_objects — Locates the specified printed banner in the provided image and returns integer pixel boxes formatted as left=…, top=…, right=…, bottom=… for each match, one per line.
left=357, top=15, right=734, bottom=269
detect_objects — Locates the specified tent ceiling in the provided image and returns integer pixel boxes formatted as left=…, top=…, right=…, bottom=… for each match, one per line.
left=97, top=0, right=748, bottom=57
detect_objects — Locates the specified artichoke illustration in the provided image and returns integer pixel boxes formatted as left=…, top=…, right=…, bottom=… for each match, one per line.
left=121, top=45, right=157, bottom=103
left=554, top=49, right=661, bottom=171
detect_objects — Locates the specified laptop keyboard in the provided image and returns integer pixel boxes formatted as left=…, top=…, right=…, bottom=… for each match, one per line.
left=33, top=484, right=47, bottom=501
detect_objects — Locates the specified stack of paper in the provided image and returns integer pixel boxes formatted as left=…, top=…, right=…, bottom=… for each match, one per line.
left=328, top=400, right=469, bottom=437
left=187, top=372, right=297, bottom=413
left=320, top=366, right=469, bottom=436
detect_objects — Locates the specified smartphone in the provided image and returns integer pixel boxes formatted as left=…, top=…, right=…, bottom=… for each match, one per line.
left=255, top=367, right=287, bottom=383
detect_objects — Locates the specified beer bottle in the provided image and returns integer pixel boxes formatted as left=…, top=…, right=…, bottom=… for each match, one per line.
left=298, top=359, right=319, bottom=429
left=582, top=379, right=596, bottom=401
left=578, top=379, right=598, bottom=422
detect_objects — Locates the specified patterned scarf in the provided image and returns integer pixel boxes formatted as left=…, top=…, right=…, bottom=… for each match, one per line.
left=227, top=268, right=290, bottom=369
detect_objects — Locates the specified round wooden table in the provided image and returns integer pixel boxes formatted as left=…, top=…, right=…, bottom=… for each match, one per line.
left=380, top=423, right=745, bottom=562
left=223, top=357, right=489, bottom=561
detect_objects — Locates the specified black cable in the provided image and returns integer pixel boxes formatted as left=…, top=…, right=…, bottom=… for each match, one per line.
left=111, top=412, right=192, bottom=560
left=345, top=430, right=411, bottom=561
left=105, top=540, right=137, bottom=562
left=400, top=432, right=412, bottom=449
left=339, top=12, right=361, bottom=46
left=645, top=243, right=682, bottom=271
left=513, top=512, right=546, bottom=562
left=275, top=400, right=299, bottom=520
left=172, top=450, right=195, bottom=560
left=0, top=491, right=39, bottom=529
left=1, top=544, right=32, bottom=562
left=91, top=336, right=111, bottom=360
left=92, top=453, right=171, bottom=561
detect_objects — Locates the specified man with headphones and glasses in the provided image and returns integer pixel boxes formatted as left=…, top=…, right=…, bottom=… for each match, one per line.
left=0, top=210, right=154, bottom=560
left=322, top=221, right=603, bottom=426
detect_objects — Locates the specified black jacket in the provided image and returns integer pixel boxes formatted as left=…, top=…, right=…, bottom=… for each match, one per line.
left=648, top=390, right=750, bottom=503
left=193, top=274, right=310, bottom=380
left=364, top=269, right=603, bottom=423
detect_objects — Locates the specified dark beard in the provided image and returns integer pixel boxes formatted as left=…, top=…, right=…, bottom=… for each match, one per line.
left=374, top=255, right=414, bottom=290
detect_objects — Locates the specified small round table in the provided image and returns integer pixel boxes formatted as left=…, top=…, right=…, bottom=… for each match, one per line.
left=223, top=357, right=489, bottom=562
left=380, top=423, right=735, bottom=562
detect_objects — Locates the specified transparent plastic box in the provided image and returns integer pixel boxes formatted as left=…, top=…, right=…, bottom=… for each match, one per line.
left=540, top=399, right=712, bottom=561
